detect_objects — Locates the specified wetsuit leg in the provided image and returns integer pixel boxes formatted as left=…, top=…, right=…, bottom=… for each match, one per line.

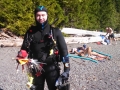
left=45, top=66, right=60, bottom=90
left=32, top=73, right=45, bottom=90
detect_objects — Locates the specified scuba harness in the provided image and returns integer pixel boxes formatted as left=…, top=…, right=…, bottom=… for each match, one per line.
left=25, top=25, right=61, bottom=63
left=23, top=25, right=61, bottom=77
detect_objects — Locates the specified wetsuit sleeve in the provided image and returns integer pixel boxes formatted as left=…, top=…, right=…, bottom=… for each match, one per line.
left=55, top=29, right=68, bottom=57
left=55, top=28, right=70, bottom=72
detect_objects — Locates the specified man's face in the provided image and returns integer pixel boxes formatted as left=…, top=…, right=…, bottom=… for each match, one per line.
left=35, top=11, right=47, bottom=24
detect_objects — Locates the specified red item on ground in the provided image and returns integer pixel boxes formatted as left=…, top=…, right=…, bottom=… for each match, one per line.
left=96, top=42, right=101, bottom=45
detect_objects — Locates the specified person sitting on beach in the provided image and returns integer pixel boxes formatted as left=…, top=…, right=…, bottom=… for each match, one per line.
left=74, top=47, right=110, bottom=60
left=105, top=27, right=117, bottom=45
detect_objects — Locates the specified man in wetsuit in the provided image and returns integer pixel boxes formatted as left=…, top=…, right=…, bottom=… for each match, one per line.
left=17, top=6, right=70, bottom=90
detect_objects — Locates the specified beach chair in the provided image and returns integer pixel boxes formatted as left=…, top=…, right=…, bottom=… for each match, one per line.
left=92, top=50, right=112, bottom=59
left=68, top=54, right=98, bottom=63
left=68, top=50, right=112, bottom=63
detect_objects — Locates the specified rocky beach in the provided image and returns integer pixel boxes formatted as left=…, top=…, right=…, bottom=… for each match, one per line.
left=0, top=41, right=120, bottom=90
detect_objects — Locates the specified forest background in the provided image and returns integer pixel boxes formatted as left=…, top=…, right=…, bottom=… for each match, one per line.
left=0, top=0, right=120, bottom=36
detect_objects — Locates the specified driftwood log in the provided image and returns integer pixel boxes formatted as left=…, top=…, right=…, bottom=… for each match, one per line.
left=0, top=29, right=23, bottom=47
left=1, top=28, right=120, bottom=47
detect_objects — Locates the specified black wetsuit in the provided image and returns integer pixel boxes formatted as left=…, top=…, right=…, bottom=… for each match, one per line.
left=21, top=23, right=68, bottom=90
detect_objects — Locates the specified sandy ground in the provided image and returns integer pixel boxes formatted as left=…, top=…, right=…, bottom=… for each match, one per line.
left=0, top=41, right=120, bottom=90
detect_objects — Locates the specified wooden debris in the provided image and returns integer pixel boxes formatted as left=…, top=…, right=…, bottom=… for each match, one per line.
left=0, top=29, right=23, bottom=47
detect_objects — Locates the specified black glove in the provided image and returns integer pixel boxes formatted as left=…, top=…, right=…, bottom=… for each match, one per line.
left=55, top=70, right=69, bottom=87
left=55, top=72, right=69, bottom=90
left=30, top=85, right=36, bottom=90
left=61, top=71, right=69, bottom=80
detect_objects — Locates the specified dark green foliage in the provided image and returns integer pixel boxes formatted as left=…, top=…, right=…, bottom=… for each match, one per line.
left=0, top=0, right=35, bottom=35
left=99, top=0, right=118, bottom=30
left=115, top=0, right=120, bottom=13
left=0, top=0, right=120, bottom=36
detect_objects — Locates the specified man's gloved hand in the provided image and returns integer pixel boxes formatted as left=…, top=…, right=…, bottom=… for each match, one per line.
left=55, top=75, right=63, bottom=87
left=61, top=71, right=69, bottom=80
left=55, top=72, right=69, bottom=89
left=55, top=55, right=70, bottom=89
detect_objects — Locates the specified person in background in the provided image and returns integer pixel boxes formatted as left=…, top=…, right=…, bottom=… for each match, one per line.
left=16, top=6, right=70, bottom=90
left=105, top=27, right=117, bottom=45
left=75, top=47, right=110, bottom=60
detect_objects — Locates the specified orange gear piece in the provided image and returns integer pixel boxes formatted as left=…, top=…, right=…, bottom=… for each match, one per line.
left=17, top=58, right=29, bottom=65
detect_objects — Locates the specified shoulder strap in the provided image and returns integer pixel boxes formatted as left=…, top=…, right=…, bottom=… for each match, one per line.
left=26, top=26, right=36, bottom=42
left=25, top=25, right=37, bottom=58
left=50, top=26, right=56, bottom=41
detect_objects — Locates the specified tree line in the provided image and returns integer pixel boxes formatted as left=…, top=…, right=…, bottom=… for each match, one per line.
left=0, top=0, right=120, bottom=35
